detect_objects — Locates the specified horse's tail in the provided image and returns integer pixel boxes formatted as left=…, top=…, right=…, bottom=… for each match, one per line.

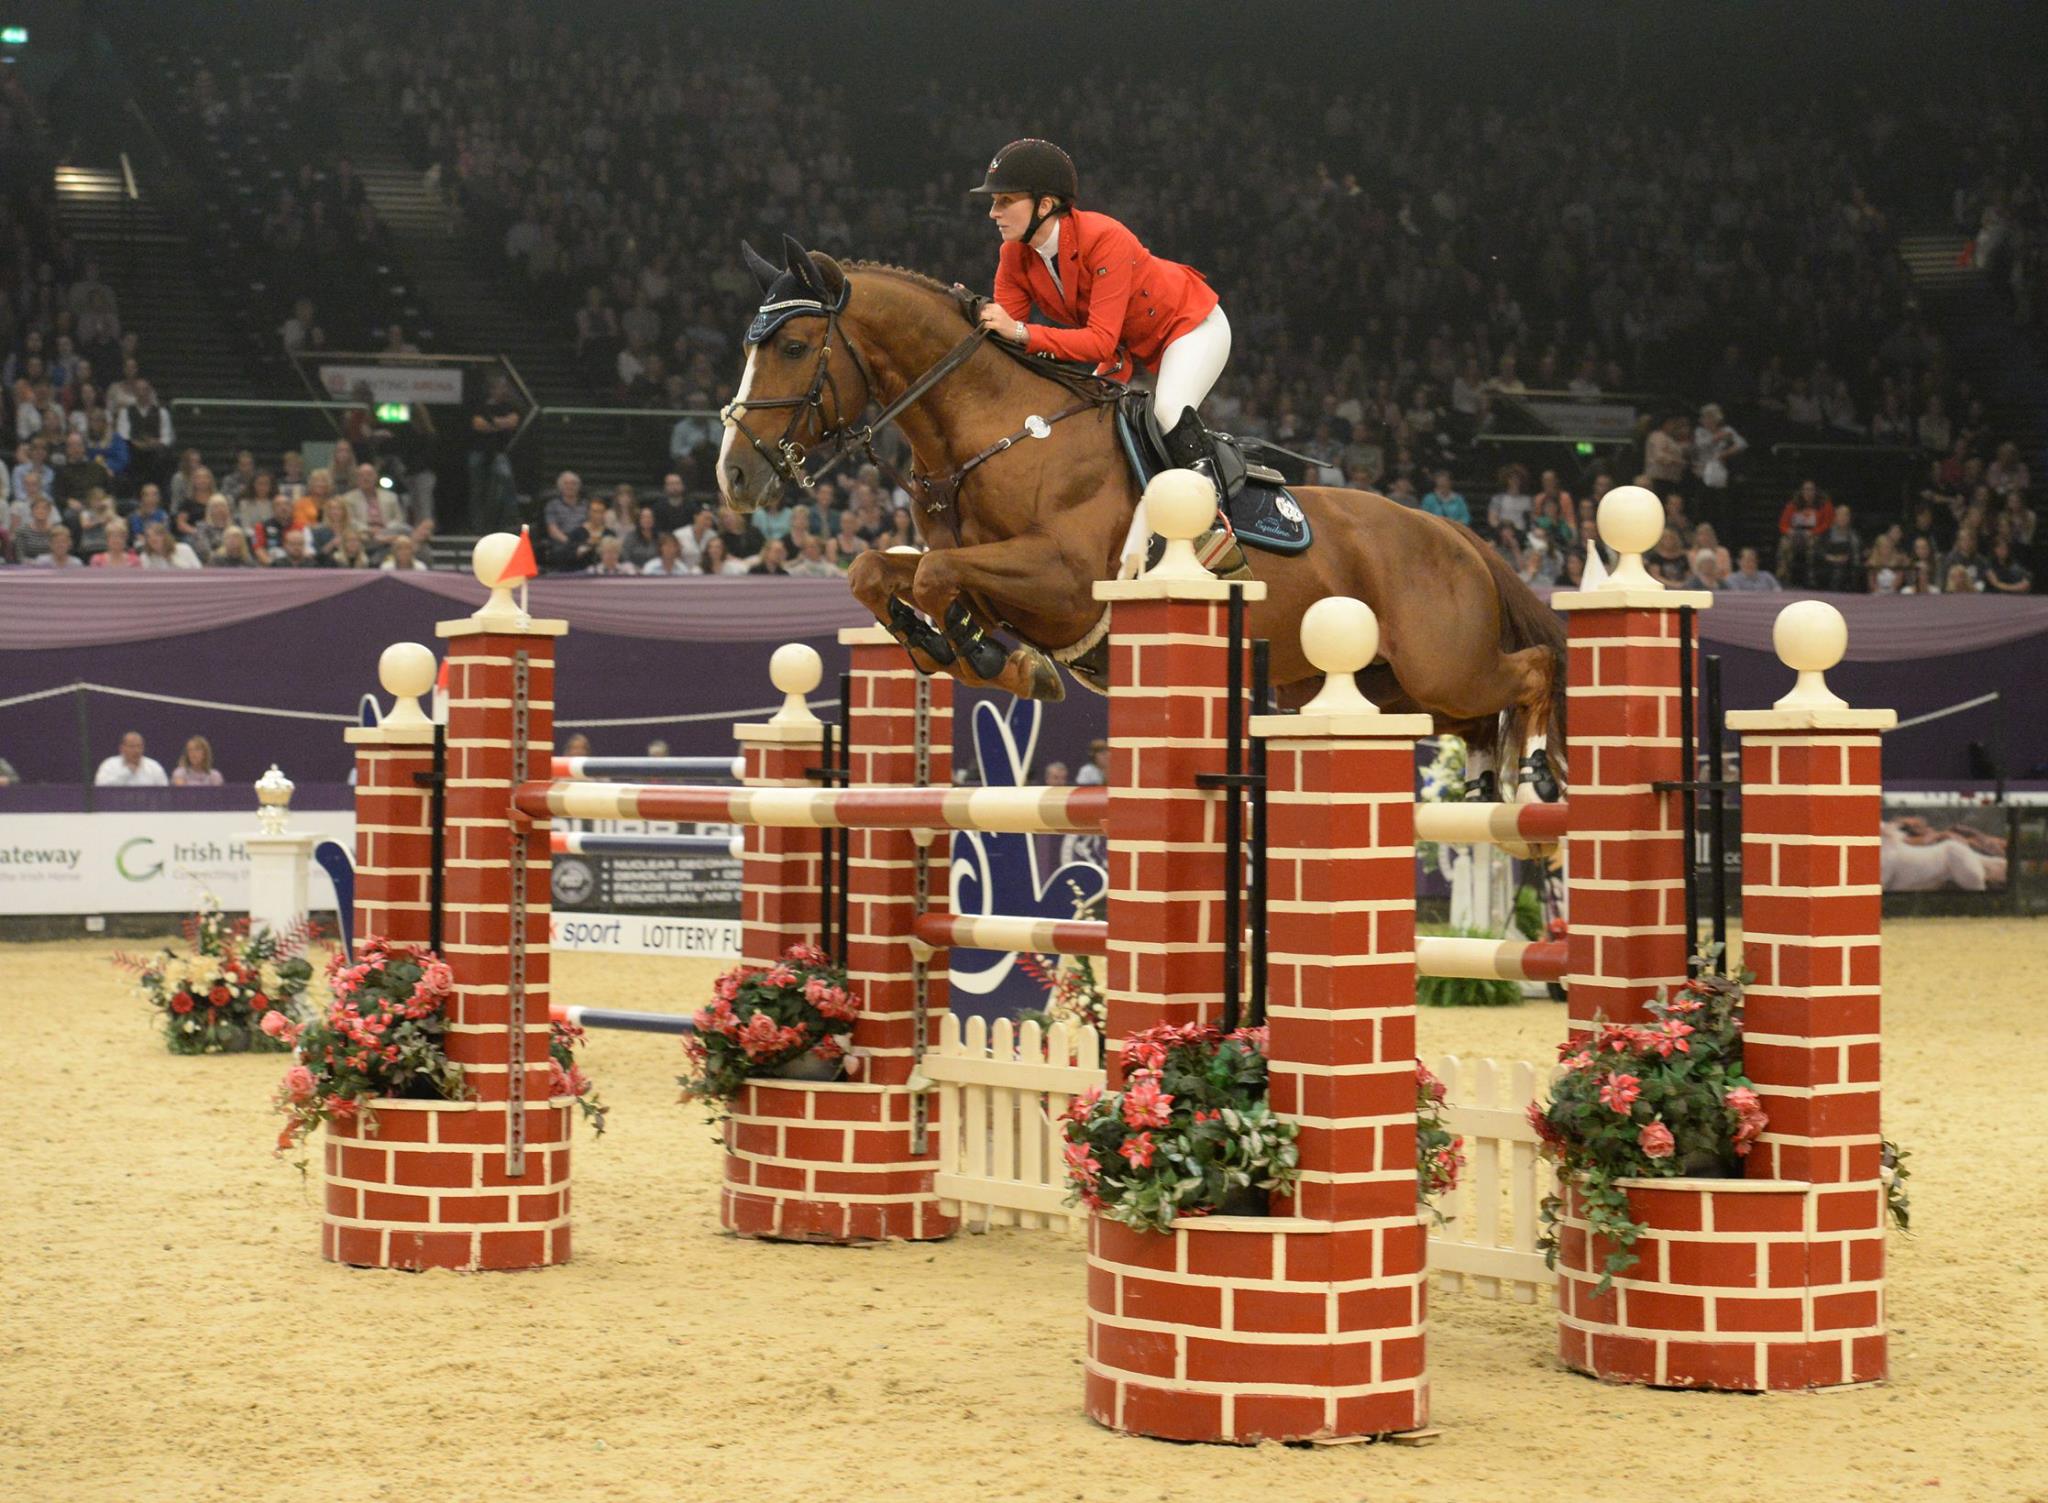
left=1466, top=526, right=1569, bottom=777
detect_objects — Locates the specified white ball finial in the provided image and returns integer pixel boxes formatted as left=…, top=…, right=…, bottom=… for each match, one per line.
left=254, top=764, right=296, bottom=835
left=1771, top=600, right=1849, bottom=711
left=1299, top=596, right=1381, bottom=714
left=470, top=533, right=530, bottom=627
left=378, top=642, right=436, bottom=727
left=1594, top=485, right=1665, bottom=590
left=768, top=642, right=823, bottom=727
left=1140, top=469, right=1218, bottom=582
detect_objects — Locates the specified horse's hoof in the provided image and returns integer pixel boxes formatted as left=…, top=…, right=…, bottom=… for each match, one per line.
left=1518, top=750, right=1561, bottom=803
left=1463, top=770, right=1499, bottom=803
left=1010, top=646, right=1065, bottom=702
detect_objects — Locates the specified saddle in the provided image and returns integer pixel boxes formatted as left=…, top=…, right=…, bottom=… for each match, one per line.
left=1114, top=391, right=1313, bottom=561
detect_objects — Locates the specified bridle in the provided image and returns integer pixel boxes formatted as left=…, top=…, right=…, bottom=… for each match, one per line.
left=718, top=287, right=990, bottom=502
left=719, top=275, right=1105, bottom=519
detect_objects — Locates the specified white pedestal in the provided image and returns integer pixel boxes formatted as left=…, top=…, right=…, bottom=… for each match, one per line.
left=246, top=833, right=318, bottom=936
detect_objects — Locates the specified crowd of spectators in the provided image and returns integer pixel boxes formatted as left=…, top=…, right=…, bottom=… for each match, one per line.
left=1, top=72, right=195, bottom=568
left=8, top=18, right=2040, bottom=595
left=2, top=414, right=437, bottom=570
left=297, top=12, right=2030, bottom=586
left=1947, top=103, right=2046, bottom=335
left=348, top=20, right=1984, bottom=443
left=528, top=465, right=913, bottom=578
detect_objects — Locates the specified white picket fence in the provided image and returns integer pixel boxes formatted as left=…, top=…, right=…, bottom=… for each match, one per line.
left=920, top=1016, right=1558, bottom=1302
left=922, top=1014, right=1104, bottom=1233
left=1424, top=1054, right=1554, bottom=1304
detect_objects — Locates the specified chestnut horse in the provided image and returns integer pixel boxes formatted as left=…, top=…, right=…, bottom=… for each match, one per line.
left=717, top=238, right=1565, bottom=792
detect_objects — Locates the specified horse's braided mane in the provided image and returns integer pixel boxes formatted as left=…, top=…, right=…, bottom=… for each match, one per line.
left=845, top=259, right=960, bottom=300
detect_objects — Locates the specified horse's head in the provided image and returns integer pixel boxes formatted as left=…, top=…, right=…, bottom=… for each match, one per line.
left=716, top=235, right=869, bottom=512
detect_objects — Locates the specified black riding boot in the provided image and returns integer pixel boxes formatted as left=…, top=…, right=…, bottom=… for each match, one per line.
left=1160, top=406, right=1217, bottom=479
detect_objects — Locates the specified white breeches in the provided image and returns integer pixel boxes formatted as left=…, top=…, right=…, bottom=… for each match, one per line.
left=1150, top=304, right=1231, bottom=430
left=1118, top=305, right=1233, bottom=578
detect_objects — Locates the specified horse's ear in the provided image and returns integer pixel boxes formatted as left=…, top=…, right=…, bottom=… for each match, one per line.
left=782, top=234, right=820, bottom=292
left=808, top=252, right=846, bottom=302
left=741, top=240, right=779, bottom=293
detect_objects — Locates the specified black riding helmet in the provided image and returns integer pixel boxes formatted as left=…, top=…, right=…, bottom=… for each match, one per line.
left=969, top=139, right=1077, bottom=246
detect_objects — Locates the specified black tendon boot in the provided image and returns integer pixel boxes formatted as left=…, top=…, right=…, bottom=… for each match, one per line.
left=944, top=601, right=1010, bottom=679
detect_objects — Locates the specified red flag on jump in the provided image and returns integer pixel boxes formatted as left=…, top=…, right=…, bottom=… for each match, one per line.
left=499, top=525, right=540, bottom=585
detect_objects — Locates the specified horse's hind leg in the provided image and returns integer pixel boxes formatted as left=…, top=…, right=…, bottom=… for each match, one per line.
left=1382, top=641, right=1562, bottom=801
left=1501, top=644, right=1562, bottom=801
left=1355, top=668, right=1502, bottom=798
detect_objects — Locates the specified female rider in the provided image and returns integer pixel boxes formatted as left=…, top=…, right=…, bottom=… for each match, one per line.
left=970, top=139, right=1230, bottom=573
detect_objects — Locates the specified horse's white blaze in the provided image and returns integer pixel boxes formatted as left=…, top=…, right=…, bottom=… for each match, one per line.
left=715, top=345, right=760, bottom=497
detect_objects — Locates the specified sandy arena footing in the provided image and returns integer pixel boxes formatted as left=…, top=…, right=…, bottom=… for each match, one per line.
left=1, top=918, right=2042, bottom=1502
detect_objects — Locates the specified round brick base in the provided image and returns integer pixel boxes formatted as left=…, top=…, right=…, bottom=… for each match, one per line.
left=1084, top=1212, right=1429, bottom=1444
left=321, top=1097, right=573, bottom=1271
left=720, top=1078, right=953, bottom=1243
left=1556, top=1177, right=1886, bottom=1390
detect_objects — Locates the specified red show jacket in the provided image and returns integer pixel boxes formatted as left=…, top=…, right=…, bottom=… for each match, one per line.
left=992, top=208, right=1218, bottom=379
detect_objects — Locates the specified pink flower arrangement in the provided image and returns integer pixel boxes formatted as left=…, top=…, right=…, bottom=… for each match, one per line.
left=1120, top=1076, right=1174, bottom=1130
left=1531, top=967, right=1770, bottom=1293
left=679, top=945, right=861, bottom=1119
left=1416, top=1061, right=1464, bottom=1221
left=1060, top=1022, right=1300, bottom=1233
left=1598, top=1073, right=1642, bottom=1113
left=270, top=939, right=471, bottom=1165
left=548, top=1017, right=607, bottom=1135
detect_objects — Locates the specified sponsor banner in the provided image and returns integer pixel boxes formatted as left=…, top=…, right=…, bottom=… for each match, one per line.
left=0, top=811, right=353, bottom=915
left=315, top=363, right=467, bottom=405
left=550, top=850, right=740, bottom=914
left=549, top=911, right=741, bottom=958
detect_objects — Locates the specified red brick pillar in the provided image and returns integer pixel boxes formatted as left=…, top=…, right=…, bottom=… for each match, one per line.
left=1083, top=496, right=1434, bottom=1442
left=343, top=644, right=437, bottom=949
left=720, top=629, right=956, bottom=1243
left=1727, top=600, right=1892, bottom=1386
left=324, top=573, right=572, bottom=1273
left=733, top=650, right=826, bottom=967
left=1556, top=601, right=1892, bottom=1391
left=1094, top=541, right=1259, bottom=1079
left=1550, top=487, right=1713, bottom=1032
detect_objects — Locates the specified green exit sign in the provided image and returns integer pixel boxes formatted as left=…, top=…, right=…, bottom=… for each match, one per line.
left=1, top=27, right=28, bottom=45
left=375, top=402, right=411, bottom=422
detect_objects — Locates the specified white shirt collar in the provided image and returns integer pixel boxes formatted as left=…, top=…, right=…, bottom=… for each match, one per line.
left=1034, top=220, right=1062, bottom=283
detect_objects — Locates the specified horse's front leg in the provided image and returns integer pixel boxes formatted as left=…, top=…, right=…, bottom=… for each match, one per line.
left=845, top=547, right=954, bottom=674
left=911, top=537, right=1074, bottom=701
